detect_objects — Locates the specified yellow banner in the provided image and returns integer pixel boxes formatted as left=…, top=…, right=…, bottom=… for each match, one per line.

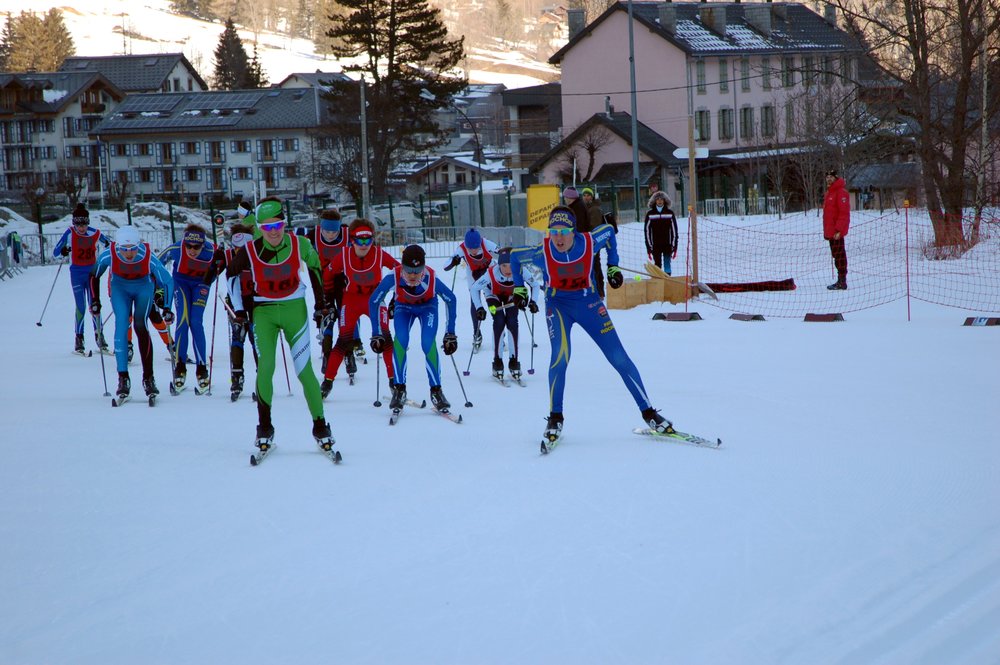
left=526, top=184, right=561, bottom=231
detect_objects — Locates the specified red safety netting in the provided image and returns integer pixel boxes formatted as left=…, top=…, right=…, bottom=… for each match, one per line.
left=614, top=208, right=1000, bottom=318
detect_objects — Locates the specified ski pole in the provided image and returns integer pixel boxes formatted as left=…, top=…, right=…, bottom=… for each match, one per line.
left=35, top=260, right=65, bottom=326
left=373, top=349, right=382, bottom=407
left=461, top=343, right=475, bottom=376
left=525, top=309, right=536, bottom=375
left=279, top=330, right=293, bottom=396
left=450, top=353, right=473, bottom=408
left=88, top=292, right=111, bottom=397
left=206, top=281, right=220, bottom=396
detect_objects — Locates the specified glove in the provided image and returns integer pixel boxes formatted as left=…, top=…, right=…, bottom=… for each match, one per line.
left=528, top=300, right=539, bottom=314
left=443, top=256, right=461, bottom=271
left=512, top=286, right=528, bottom=310
left=488, top=304, right=498, bottom=316
left=387, top=299, right=395, bottom=320
left=89, top=300, right=101, bottom=315
left=161, top=308, right=175, bottom=324
left=370, top=334, right=386, bottom=354
left=153, top=288, right=166, bottom=309
left=313, top=308, right=328, bottom=327
left=607, top=265, right=623, bottom=289
left=442, top=332, right=458, bottom=356
left=60, top=245, right=70, bottom=257
left=234, top=309, right=249, bottom=326
left=475, top=307, right=487, bottom=321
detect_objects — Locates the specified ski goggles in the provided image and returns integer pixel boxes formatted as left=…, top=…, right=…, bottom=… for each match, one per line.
left=548, top=227, right=573, bottom=236
left=401, top=264, right=424, bottom=275
left=352, top=233, right=374, bottom=246
left=72, top=219, right=89, bottom=227
left=259, top=220, right=285, bottom=232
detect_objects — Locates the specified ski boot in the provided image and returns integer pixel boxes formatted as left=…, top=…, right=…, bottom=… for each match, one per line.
left=389, top=382, right=407, bottom=411
left=231, top=370, right=244, bottom=401
left=142, top=375, right=159, bottom=397
left=251, top=423, right=275, bottom=464
left=320, top=378, right=333, bottom=399
left=491, top=357, right=504, bottom=381
left=641, top=408, right=675, bottom=434
left=472, top=330, right=483, bottom=354
left=312, top=418, right=340, bottom=462
left=195, top=364, right=210, bottom=393
left=98, top=332, right=110, bottom=354
left=354, top=340, right=367, bottom=363
left=116, top=372, right=131, bottom=400
left=74, top=334, right=86, bottom=355
left=430, top=385, right=451, bottom=412
left=509, top=357, right=522, bottom=381
left=826, top=279, right=847, bottom=290
left=173, top=360, right=187, bottom=390
left=344, top=349, right=358, bottom=383
left=542, top=412, right=564, bottom=446
left=127, top=342, right=134, bottom=363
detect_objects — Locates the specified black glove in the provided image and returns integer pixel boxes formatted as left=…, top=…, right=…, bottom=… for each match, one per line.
left=153, top=288, right=166, bottom=309
left=234, top=309, right=249, bottom=326
left=161, top=308, right=175, bottom=324
left=528, top=300, right=539, bottom=314
left=370, top=334, right=386, bottom=354
left=443, top=256, right=461, bottom=271
left=387, top=298, right=395, bottom=320
left=607, top=265, right=623, bottom=289
left=475, top=307, right=487, bottom=321
left=512, top=286, right=528, bottom=310
left=313, top=308, right=328, bottom=327
left=442, top=332, right=458, bottom=356
left=60, top=245, right=70, bottom=257
left=89, top=300, right=101, bottom=315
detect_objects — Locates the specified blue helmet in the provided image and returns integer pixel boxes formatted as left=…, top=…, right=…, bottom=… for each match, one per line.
left=464, top=228, right=482, bottom=249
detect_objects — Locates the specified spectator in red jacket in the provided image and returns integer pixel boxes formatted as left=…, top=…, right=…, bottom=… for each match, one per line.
left=823, top=169, right=851, bottom=290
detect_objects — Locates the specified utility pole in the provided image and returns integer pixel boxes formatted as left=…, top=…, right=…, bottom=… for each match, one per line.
left=627, top=0, right=641, bottom=223
left=360, top=77, right=371, bottom=220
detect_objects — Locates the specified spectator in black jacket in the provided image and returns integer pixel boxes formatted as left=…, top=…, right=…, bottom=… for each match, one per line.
left=643, top=192, right=679, bottom=275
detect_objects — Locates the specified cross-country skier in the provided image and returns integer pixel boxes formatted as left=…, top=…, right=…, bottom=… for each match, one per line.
left=52, top=203, right=109, bottom=354
left=470, top=247, right=540, bottom=383
left=320, top=218, right=398, bottom=397
left=158, top=224, right=218, bottom=392
left=88, top=226, right=174, bottom=401
left=442, top=228, right=498, bottom=354
left=510, top=205, right=674, bottom=446
left=220, top=223, right=257, bottom=400
left=225, top=197, right=335, bottom=458
left=369, top=244, right=459, bottom=414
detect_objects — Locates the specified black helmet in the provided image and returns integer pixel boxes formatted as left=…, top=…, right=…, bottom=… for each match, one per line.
left=401, top=244, right=425, bottom=269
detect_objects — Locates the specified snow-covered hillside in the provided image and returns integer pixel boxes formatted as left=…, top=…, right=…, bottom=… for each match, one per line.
left=0, top=0, right=558, bottom=87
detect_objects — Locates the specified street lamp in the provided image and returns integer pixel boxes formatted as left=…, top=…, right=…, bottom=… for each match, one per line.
left=452, top=101, right=486, bottom=227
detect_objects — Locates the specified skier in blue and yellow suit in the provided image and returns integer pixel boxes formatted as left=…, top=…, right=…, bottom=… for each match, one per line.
left=510, top=205, right=673, bottom=444
left=158, top=224, right=218, bottom=390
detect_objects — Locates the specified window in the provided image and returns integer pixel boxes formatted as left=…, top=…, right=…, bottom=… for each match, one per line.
left=718, top=108, right=734, bottom=141
left=785, top=103, right=796, bottom=137
left=696, top=60, right=706, bottom=94
left=695, top=109, right=711, bottom=142
left=182, top=168, right=200, bottom=182
left=840, top=55, right=851, bottom=80
left=741, top=58, right=751, bottom=91
left=187, top=78, right=194, bottom=91
left=261, top=139, right=277, bottom=161
left=162, top=170, right=175, bottom=191
left=180, top=141, right=199, bottom=155
left=113, top=171, right=130, bottom=183
left=803, top=56, right=815, bottom=87
left=823, top=56, right=835, bottom=85
left=206, top=141, right=225, bottom=163
left=719, top=59, right=729, bottom=93
left=233, top=167, right=252, bottom=180
left=280, top=138, right=299, bottom=152
left=761, top=105, right=776, bottom=137
left=137, top=170, right=154, bottom=183
left=111, top=144, right=129, bottom=157
left=740, top=106, right=755, bottom=140
left=173, top=78, right=181, bottom=91
left=231, top=140, right=251, bottom=153
left=136, top=143, right=153, bottom=156
left=261, top=166, right=277, bottom=188
left=782, top=57, right=795, bottom=88
left=209, top=168, right=225, bottom=190
left=282, top=165, right=298, bottom=178
left=159, top=142, right=174, bottom=164
left=761, top=57, right=772, bottom=90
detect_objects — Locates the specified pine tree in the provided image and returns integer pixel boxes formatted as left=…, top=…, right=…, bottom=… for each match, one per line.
left=6, top=12, right=45, bottom=72
left=169, top=0, right=203, bottom=18
left=0, top=16, right=15, bottom=71
left=212, top=18, right=250, bottom=90
left=40, top=8, right=75, bottom=69
left=322, top=0, right=466, bottom=199
left=246, top=42, right=269, bottom=88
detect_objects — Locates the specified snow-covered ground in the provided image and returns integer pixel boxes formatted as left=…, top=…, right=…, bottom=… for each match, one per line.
left=0, top=0, right=556, bottom=87
left=1, top=231, right=999, bottom=663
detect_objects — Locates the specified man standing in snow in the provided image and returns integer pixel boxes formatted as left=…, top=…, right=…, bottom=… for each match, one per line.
left=823, top=169, right=851, bottom=290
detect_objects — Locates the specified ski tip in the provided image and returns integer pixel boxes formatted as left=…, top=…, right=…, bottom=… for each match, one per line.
left=111, top=399, right=119, bottom=407
left=334, top=451, right=343, bottom=464
left=540, top=441, right=549, bottom=454
left=457, top=414, right=464, bottom=423
left=250, top=454, right=258, bottom=466
left=419, top=399, right=427, bottom=408
left=148, top=397, right=156, bottom=407
left=716, top=438, right=723, bottom=447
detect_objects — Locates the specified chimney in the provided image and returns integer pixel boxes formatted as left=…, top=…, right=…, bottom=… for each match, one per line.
left=605, top=96, right=615, bottom=117
left=745, top=4, right=772, bottom=35
left=567, top=8, right=586, bottom=39
left=699, top=5, right=727, bottom=35
left=772, top=3, right=788, bottom=21
left=658, top=3, right=677, bottom=36
left=824, top=4, right=837, bottom=25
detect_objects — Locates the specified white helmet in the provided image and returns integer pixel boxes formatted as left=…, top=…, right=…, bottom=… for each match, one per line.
left=116, top=226, right=141, bottom=247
